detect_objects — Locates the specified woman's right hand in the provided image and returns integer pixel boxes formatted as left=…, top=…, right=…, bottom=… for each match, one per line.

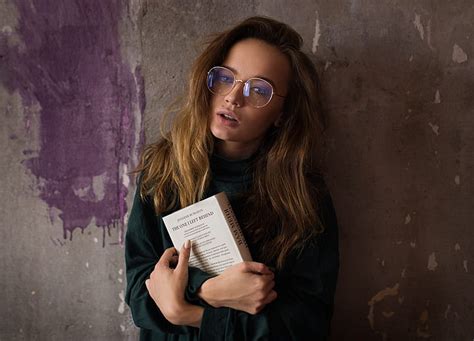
left=197, top=261, right=277, bottom=315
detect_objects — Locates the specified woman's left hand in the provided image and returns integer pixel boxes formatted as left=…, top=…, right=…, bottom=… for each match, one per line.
left=145, top=240, right=192, bottom=324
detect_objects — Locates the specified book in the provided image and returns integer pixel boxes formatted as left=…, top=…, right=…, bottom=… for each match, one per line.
left=162, top=192, right=252, bottom=275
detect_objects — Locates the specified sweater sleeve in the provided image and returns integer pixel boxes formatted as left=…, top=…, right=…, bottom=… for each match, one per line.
left=198, top=191, right=340, bottom=341
left=124, top=185, right=215, bottom=335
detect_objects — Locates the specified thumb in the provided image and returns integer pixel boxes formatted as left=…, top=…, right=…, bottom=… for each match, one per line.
left=176, top=240, right=192, bottom=275
left=145, top=279, right=150, bottom=291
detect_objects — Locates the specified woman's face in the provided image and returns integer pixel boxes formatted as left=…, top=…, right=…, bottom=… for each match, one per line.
left=208, top=38, right=291, bottom=153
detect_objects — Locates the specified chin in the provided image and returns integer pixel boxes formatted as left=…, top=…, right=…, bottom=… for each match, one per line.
left=210, top=128, right=235, bottom=142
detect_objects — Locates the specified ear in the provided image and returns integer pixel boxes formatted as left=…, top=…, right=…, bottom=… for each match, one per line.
left=274, top=112, right=284, bottom=127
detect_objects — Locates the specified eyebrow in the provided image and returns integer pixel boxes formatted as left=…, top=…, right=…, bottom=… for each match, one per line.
left=222, top=64, right=278, bottom=89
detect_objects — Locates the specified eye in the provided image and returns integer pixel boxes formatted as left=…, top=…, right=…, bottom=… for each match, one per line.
left=251, top=86, right=270, bottom=96
left=247, top=78, right=273, bottom=98
left=218, top=75, right=233, bottom=83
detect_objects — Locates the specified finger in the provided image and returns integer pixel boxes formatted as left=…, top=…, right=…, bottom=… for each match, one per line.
left=175, top=240, right=192, bottom=275
left=169, top=255, right=179, bottom=268
left=262, top=290, right=278, bottom=305
left=262, top=272, right=275, bottom=280
left=157, top=247, right=178, bottom=268
left=242, top=261, right=272, bottom=275
left=263, top=279, right=275, bottom=292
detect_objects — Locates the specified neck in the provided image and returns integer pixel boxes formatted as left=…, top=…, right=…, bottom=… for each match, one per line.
left=215, top=139, right=261, bottom=160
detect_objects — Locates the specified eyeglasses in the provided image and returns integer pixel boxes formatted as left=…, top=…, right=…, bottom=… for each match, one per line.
left=206, top=66, right=285, bottom=108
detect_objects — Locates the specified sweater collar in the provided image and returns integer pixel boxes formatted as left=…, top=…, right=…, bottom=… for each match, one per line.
left=210, top=152, right=257, bottom=183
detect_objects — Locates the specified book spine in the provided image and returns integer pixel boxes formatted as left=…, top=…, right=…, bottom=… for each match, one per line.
left=218, top=193, right=252, bottom=262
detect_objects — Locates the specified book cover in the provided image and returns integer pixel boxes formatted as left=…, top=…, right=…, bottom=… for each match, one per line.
left=162, top=192, right=252, bottom=275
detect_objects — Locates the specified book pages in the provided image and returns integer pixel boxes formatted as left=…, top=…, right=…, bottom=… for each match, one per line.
left=162, top=192, right=252, bottom=275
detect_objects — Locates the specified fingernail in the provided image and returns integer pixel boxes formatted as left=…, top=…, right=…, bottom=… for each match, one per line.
left=184, top=239, right=191, bottom=249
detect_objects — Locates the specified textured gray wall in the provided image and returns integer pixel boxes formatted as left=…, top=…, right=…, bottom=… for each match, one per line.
left=1, top=0, right=142, bottom=339
left=1, top=0, right=473, bottom=340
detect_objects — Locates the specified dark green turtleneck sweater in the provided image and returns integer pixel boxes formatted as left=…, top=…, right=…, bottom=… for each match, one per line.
left=125, top=153, right=339, bottom=340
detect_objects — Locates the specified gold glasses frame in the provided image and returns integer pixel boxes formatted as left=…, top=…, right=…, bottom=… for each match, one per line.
left=206, top=66, right=286, bottom=108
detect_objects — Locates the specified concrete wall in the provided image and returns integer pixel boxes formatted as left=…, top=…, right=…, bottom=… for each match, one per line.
left=0, top=0, right=142, bottom=339
left=1, top=0, right=472, bottom=340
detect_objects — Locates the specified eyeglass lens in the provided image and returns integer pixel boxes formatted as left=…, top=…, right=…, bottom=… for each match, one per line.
left=207, top=66, right=274, bottom=107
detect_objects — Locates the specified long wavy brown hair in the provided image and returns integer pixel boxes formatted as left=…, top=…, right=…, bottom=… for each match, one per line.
left=132, top=16, right=328, bottom=270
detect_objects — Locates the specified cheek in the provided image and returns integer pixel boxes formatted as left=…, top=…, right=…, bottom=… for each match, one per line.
left=244, top=109, right=280, bottom=135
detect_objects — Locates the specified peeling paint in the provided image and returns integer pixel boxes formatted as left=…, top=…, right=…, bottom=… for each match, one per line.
left=324, top=61, right=332, bottom=71
left=434, top=89, right=441, bottom=103
left=382, top=311, right=394, bottom=318
left=48, top=206, right=63, bottom=226
left=452, top=44, right=468, bottom=63
left=311, top=11, right=321, bottom=54
left=92, top=172, right=108, bottom=202
left=367, top=283, right=400, bottom=330
left=118, top=290, right=125, bottom=314
left=404, top=213, right=411, bottom=224
left=401, top=268, right=406, bottom=278
left=428, top=122, right=439, bottom=135
left=428, top=252, right=438, bottom=271
left=2, top=25, right=13, bottom=34
left=412, top=14, right=435, bottom=50
left=454, top=243, right=461, bottom=251
left=444, top=304, right=451, bottom=319
left=454, top=175, right=460, bottom=185
left=409, top=55, right=414, bottom=62
left=413, top=14, right=424, bottom=40
left=398, top=296, right=404, bottom=304
left=426, top=19, right=434, bottom=50
left=463, top=260, right=468, bottom=272
left=410, top=241, right=416, bottom=248
left=122, top=164, right=130, bottom=189
left=417, top=309, right=431, bottom=338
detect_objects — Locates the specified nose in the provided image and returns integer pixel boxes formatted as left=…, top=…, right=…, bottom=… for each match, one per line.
left=224, top=80, right=244, bottom=107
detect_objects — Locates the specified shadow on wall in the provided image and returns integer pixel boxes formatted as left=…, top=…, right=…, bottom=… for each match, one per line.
left=309, top=4, right=472, bottom=340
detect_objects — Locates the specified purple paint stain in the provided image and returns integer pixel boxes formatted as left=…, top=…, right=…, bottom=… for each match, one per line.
left=2, top=1, right=142, bottom=243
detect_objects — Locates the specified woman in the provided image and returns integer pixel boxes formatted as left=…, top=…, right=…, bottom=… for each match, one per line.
left=125, top=16, right=339, bottom=340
